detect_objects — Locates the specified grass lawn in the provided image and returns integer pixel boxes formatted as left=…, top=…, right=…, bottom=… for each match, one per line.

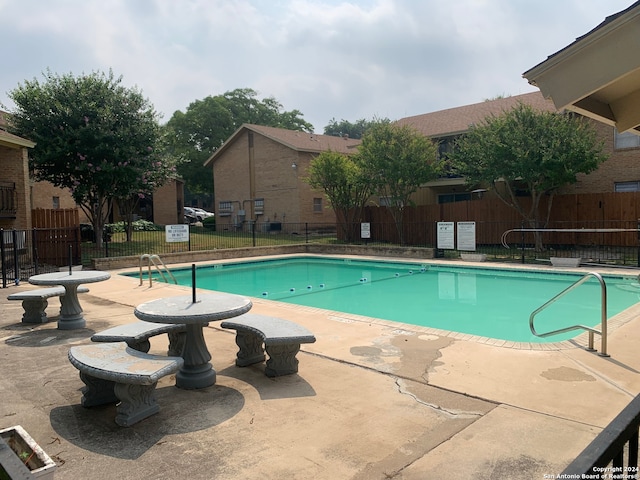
left=81, top=227, right=338, bottom=265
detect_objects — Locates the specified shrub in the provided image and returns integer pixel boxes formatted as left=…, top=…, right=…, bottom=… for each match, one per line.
left=80, top=223, right=95, bottom=242
left=107, top=220, right=163, bottom=233
left=202, top=216, right=216, bottom=230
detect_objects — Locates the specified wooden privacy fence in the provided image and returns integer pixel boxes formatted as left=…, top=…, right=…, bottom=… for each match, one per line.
left=32, top=208, right=82, bottom=266
left=362, top=192, right=640, bottom=247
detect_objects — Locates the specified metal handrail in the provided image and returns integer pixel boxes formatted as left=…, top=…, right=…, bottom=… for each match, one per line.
left=139, top=254, right=177, bottom=286
left=529, top=272, right=609, bottom=356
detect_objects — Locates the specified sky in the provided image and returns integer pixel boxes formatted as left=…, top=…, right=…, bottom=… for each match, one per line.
left=1, top=0, right=635, bottom=133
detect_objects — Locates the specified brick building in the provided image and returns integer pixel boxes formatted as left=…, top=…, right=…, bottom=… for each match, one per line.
left=396, top=91, right=640, bottom=204
left=204, top=124, right=360, bottom=228
left=0, top=111, right=35, bottom=230
left=207, top=94, right=640, bottom=225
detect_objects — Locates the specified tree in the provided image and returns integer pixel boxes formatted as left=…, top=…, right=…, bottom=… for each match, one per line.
left=166, top=88, right=314, bottom=200
left=357, top=122, right=441, bottom=244
left=323, top=117, right=385, bottom=139
left=307, top=151, right=372, bottom=241
left=450, top=103, right=607, bottom=251
left=8, top=69, right=176, bottom=246
left=114, top=127, right=178, bottom=241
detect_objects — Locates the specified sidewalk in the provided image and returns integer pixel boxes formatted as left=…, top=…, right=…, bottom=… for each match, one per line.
left=1, top=264, right=639, bottom=479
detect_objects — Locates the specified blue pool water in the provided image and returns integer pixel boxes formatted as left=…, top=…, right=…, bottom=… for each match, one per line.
left=128, top=257, right=640, bottom=343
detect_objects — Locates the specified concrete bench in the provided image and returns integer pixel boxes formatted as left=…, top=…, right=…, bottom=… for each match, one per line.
left=68, top=342, right=183, bottom=427
left=8, top=286, right=90, bottom=324
left=91, top=321, right=188, bottom=357
left=220, top=314, right=316, bottom=377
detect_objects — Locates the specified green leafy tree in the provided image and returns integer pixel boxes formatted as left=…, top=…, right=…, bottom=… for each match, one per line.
left=358, top=122, right=441, bottom=244
left=307, top=150, right=372, bottom=241
left=114, top=127, right=179, bottom=241
left=8, top=69, right=175, bottom=246
left=450, top=103, right=608, bottom=251
left=166, top=88, right=314, bottom=201
left=323, top=117, right=385, bottom=139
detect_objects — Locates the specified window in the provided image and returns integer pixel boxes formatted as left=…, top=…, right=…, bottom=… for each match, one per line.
left=52, top=196, right=60, bottom=209
left=0, top=181, right=16, bottom=216
left=313, top=197, right=322, bottom=212
left=614, top=129, right=640, bottom=149
left=218, top=201, right=233, bottom=216
left=438, top=192, right=471, bottom=204
left=437, top=136, right=457, bottom=160
left=614, top=181, right=640, bottom=192
left=378, top=196, right=403, bottom=207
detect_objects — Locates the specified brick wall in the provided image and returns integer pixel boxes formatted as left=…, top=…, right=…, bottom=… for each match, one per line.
left=31, top=180, right=79, bottom=209
left=0, top=145, right=32, bottom=230
left=213, top=130, right=336, bottom=229
left=30, top=181, right=89, bottom=223
left=555, top=120, right=640, bottom=194
left=153, top=179, right=183, bottom=225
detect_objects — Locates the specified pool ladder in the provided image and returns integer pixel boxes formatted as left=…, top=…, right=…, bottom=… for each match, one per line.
left=139, top=254, right=177, bottom=286
left=529, top=272, right=609, bottom=357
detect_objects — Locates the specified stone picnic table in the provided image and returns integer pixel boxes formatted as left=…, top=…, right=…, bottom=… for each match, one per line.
left=133, top=292, right=253, bottom=389
left=28, top=270, right=111, bottom=330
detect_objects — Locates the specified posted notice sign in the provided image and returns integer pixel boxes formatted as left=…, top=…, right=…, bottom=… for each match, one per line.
left=165, top=224, right=189, bottom=243
left=361, top=222, right=371, bottom=239
left=437, top=222, right=455, bottom=249
left=457, top=221, right=476, bottom=251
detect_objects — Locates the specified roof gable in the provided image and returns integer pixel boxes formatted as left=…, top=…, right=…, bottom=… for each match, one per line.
left=522, top=2, right=640, bottom=133
left=0, top=129, right=36, bottom=149
left=247, top=124, right=361, bottom=153
left=0, top=110, right=36, bottom=148
left=395, top=91, right=557, bottom=138
left=204, top=124, right=360, bottom=167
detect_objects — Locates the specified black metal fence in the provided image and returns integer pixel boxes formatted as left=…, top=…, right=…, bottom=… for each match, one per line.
left=3, top=220, right=640, bottom=287
left=561, top=393, right=640, bottom=478
left=0, top=227, right=81, bottom=288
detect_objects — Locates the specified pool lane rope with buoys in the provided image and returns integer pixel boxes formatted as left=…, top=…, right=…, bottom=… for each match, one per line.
left=262, top=269, right=427, bottom=300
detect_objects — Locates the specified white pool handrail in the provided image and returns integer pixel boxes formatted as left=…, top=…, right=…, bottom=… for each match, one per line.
left=529, top=272, right=609, bottom=357
left=529, top=271, right=608, bottom=356
left=139, top=254, right=177, bottom=287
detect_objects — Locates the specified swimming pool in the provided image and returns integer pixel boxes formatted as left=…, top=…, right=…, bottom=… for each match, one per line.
left=129, top=256, right=640, bottom=343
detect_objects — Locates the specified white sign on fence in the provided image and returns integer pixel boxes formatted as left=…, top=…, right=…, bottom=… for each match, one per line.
left=165, top=224, right=189, bottom=243
left=437, top=222, right=455, bottom=249
left=456, top=221, right=476, bottom=251
left=361, top=222, right=371, bottom=239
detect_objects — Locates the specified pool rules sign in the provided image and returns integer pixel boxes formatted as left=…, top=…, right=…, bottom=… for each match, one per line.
left=457, top=221, right=476, bottom=251
left=166, top=224, right=189, bottom=242
left=437, top=222, right=455, bottom=249
left=437, top=221, right=477, bottom=251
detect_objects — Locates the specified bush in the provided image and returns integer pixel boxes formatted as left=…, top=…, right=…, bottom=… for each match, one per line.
left=80, top=223, right=95, bottom=242
left=202, top=216, right=216, bottom=230
left=107, top=220, right=162, bottom=232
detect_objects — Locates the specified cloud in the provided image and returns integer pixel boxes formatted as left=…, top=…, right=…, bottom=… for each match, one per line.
left=0, top=0, right=634, bottom=131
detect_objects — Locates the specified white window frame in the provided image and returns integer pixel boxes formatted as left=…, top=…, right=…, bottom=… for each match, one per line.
left=218, top=200, right=233, bottom=216
left=614, top=129, right=640, bottom=150
left=614, top=181, right=640, bottom=192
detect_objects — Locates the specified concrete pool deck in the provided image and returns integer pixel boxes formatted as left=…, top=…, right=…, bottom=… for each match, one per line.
left=2, top=257, right=640, bottom=479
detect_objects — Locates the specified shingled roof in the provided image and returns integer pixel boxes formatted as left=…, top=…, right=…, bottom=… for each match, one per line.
left=0, top=110, right=35, bottom=148
left=204, top=123, right=361, bottom=167
left=396, top=91, right=557, bottom=138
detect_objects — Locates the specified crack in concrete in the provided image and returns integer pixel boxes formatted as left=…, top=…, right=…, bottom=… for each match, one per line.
left=394, top=378, right=485, bottom=419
